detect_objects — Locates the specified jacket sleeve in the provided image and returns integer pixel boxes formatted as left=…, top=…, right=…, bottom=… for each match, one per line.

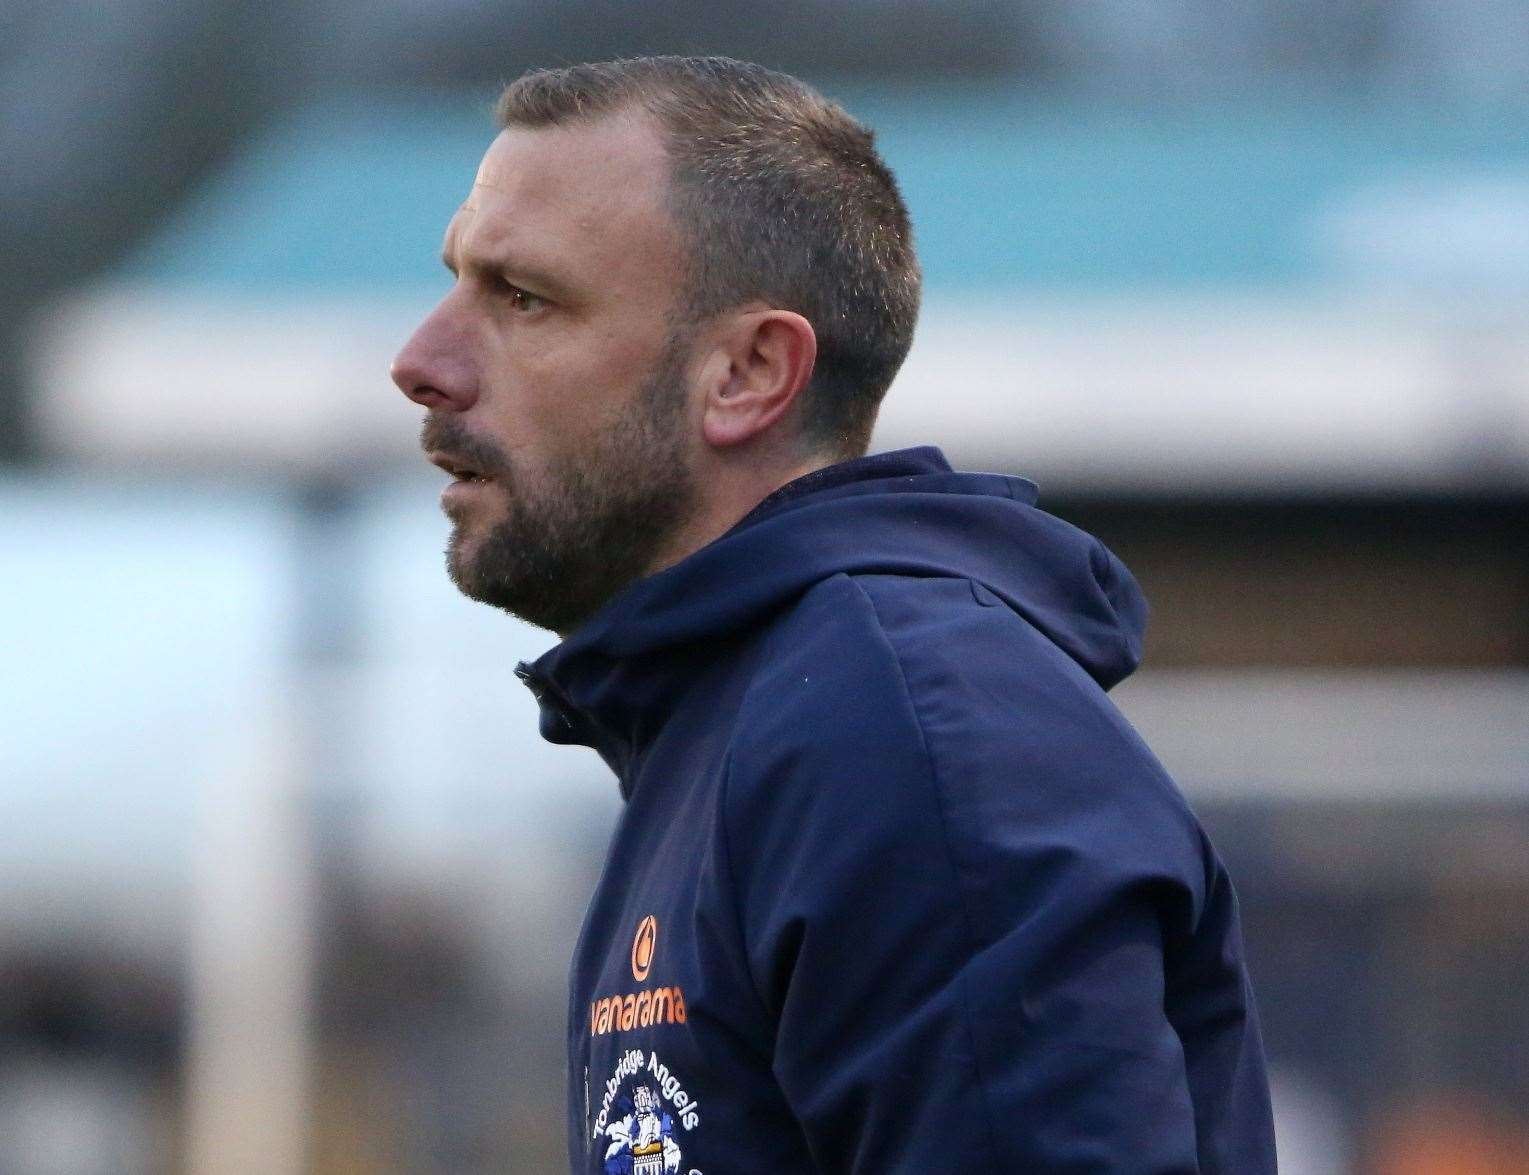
left=721, top=579, right=1275, bottom=1172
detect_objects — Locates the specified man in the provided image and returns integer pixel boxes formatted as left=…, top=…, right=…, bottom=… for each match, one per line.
left=391, top=56, right=1276, bottom=1173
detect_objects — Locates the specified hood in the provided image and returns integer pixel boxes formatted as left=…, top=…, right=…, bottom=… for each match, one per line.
left=517, top=446, right=1147, bottom=764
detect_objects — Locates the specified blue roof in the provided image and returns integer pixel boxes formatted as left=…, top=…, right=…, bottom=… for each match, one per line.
left=121, top=87, right=1529, bottom=293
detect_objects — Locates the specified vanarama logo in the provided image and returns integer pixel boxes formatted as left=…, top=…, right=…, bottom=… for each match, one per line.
left=592, top=914, right=686, bottom=1037
left=591, top=985, right=686, bottom=1036
left=632, top=915, right=657, bottom=981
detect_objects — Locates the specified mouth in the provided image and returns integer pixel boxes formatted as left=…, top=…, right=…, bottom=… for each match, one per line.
left=427, top=452, right=495, bottom=485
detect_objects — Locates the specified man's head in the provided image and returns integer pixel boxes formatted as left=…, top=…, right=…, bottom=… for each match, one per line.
left=391, top=56, right=919, bottom=633
left=494, top=57, right=921, bottom=457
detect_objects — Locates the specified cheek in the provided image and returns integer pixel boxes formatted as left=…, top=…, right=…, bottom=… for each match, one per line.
left=527, top=349, right=641, bottom=430
left=486, top=316, right=673, bottom=437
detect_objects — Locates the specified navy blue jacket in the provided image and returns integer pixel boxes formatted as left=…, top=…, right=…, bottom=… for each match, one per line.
left=518, top=446, right=1276, bottom=1174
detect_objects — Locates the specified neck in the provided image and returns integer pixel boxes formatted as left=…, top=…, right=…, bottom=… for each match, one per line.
left=644, top=453, right=832, bottom=578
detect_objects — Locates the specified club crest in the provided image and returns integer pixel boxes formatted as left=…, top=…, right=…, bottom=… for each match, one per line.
left=591, top=1047, right=702, bottom=1175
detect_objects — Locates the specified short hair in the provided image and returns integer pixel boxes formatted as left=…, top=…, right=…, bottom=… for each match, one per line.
left=496, top=56, right=921, bottom=459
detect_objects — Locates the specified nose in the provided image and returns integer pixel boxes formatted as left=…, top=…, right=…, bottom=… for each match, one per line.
left=390, top=298, right=479, bottom=411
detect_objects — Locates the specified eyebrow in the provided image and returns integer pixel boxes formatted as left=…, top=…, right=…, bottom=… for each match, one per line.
left=440, top=223, right=573, bottom=301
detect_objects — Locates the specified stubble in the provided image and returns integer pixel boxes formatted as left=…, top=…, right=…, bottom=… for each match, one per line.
left=424, top=329, right=699, bottom=635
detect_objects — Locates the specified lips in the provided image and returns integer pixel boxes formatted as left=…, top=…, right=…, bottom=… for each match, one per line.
left=428, top=452, right=494, bottom=484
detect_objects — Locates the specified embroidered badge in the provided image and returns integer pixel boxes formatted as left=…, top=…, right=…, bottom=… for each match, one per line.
left=591, top=1047, right=702, bottom=1175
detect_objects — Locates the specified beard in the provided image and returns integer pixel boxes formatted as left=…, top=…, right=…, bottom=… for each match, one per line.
left=422, top=330, right=700, bottom=635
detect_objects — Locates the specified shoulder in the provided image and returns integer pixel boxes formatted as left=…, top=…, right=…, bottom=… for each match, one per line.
left=853, top=572, right=1207, bottom=889
left=731, top=569, right=1151, bottom=780
left=851, top=572, right=1182, bottom=799
left=724, top=572, right=930, bottom=826
left=726, top=571, right=1209, bottom=914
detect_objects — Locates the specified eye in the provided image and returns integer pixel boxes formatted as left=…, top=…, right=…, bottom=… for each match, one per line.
left=498, top=279, right=546, bottom=313
left=511, top=287, right=546, bottom=313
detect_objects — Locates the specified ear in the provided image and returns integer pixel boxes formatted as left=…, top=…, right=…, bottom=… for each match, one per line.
left=699, top=309, right=817, bottom=450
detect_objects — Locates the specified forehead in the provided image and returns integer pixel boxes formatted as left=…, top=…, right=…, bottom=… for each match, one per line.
left=447, top=112, right=682, bottom=294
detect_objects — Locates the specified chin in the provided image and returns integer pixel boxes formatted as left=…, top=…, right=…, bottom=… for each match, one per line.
left=448, top=510, right=488, bottom=551
left=444, top=522, right=482, bottom=578
left=444, top=490, right=507, bottom=539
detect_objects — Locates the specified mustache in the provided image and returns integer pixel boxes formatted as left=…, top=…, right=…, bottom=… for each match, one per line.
left=420, top=414, right=510, bottom=478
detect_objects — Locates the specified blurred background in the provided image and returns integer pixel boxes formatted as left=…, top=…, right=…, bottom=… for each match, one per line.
left=3, top=2, right=1527, bottom=1172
